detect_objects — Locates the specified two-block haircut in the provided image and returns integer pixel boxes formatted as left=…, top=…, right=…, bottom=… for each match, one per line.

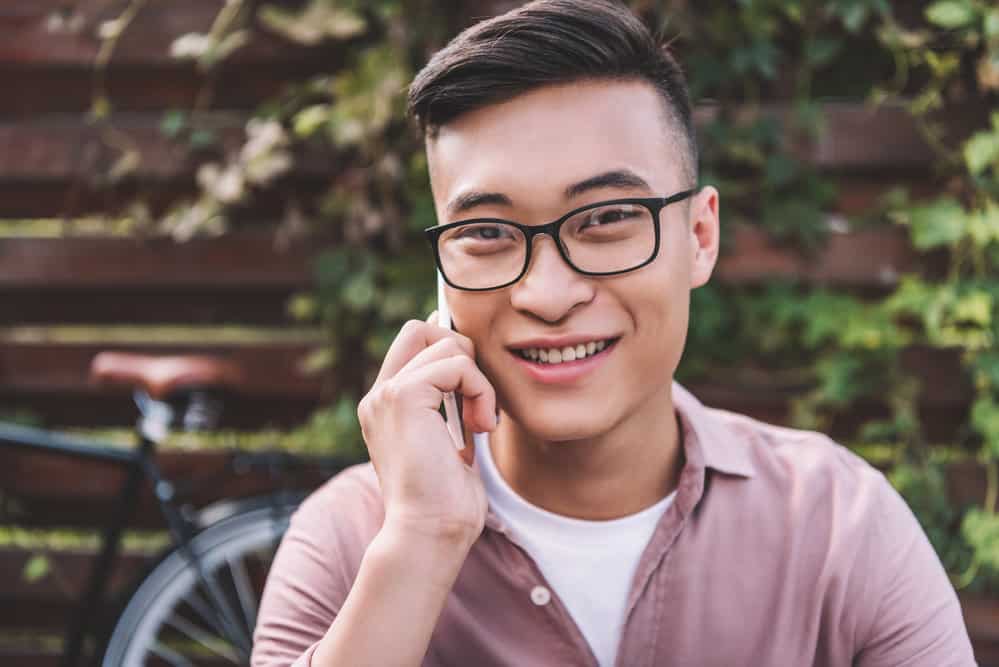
left=406, top=0, right=698, bottom=183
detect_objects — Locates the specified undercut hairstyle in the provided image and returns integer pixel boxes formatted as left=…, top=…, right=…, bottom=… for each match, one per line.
left=407, top=0, right=698, bottom=182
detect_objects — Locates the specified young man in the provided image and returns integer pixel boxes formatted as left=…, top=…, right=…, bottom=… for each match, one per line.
left=252, top=1, right=975, bottom=665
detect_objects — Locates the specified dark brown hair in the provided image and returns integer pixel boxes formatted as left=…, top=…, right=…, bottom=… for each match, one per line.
left=407, top=0, right=697, bottom=178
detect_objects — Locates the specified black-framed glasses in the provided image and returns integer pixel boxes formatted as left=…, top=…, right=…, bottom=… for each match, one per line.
left=424, top=189, right=696, bottom=291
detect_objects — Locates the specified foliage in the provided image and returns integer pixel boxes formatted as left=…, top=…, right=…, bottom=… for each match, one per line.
left=89, top=0, right=999, bottom=591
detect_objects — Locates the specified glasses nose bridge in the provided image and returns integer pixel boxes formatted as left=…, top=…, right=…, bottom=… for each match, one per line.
left=520, top=218, right=574, bottom=279
left=522, top=217, right=565, bottom=251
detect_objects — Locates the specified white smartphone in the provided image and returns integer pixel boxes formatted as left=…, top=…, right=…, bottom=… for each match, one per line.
left=437, top=272, right=466, bottom=451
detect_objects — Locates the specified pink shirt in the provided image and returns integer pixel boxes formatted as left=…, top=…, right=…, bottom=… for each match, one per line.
left=252, top=382, right=976, bottom=666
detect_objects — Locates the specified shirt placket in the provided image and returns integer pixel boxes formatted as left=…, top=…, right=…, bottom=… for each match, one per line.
left=614, top=460, right=706, bottom=667
left=487, top=519, right=601, bottom=667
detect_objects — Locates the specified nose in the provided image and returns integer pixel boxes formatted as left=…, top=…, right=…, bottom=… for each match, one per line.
left=509, top=234, right=594, bottom=323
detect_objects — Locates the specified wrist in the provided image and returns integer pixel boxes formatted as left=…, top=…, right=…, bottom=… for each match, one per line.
left=383, top=507, right=483, bottom=550
left=373, top=515, right=477, bottom=584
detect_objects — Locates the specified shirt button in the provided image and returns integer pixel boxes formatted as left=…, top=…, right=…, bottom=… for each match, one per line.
left=530, top=585, right=551, bottom=606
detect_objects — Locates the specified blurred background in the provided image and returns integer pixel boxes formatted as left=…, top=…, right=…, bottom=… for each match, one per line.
left=1, top=0, right=998, bottom=663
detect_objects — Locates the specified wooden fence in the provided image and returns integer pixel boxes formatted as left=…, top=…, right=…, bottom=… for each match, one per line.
left=1, top=1, right=997, bottom=664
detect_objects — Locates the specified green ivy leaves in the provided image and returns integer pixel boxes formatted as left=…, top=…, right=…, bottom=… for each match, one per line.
left=925, top=1, right=979, bottom=30
left=900, top=197, right=968, bottom=250
left=965, top=112, right=999, bottom=176
left=259, top=3, right=366, bottom=45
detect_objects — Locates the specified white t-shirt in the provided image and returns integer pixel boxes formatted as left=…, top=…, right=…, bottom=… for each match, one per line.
left=475, top=434, right=676, bottom=667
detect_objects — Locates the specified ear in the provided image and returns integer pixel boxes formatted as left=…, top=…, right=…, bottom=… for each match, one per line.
left=687, top=186, right=720, bottom=289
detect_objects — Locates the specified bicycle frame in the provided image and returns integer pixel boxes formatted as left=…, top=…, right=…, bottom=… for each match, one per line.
left=1, top=391, right=353, bottom=666
left=0, top=421, right=200, bottom=667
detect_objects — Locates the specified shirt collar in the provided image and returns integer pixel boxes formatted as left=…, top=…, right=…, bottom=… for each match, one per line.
left=478, top=380, right=756, bottom=533
left=672, top=381, right=756, bottom=479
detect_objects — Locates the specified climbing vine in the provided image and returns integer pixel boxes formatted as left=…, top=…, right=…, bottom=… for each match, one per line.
left=91, top=0, right=999, bottom=590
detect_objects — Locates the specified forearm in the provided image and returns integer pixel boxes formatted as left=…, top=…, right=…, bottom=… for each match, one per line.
left=309, top=523, right=471, bottom=667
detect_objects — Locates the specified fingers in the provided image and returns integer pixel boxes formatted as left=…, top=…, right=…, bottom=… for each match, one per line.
left=459, top=422, right=478, bottom=467
left=395, top=336, right=474, bottom=378
left=376, top=318, right=474, bottom=385
left=404, top=356, right=497, bottom=434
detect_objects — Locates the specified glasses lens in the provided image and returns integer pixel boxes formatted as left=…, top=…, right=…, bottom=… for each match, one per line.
left=560, top=202, right=656, bottom=273
left=438, top=221, right=527, bottom=289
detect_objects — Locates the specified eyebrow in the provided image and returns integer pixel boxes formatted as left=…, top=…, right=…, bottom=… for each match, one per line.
left=444, top=169, right=653, bottom=217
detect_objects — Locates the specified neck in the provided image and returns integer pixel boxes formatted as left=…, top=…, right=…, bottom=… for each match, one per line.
left=488, top=383, right=684, bottom=520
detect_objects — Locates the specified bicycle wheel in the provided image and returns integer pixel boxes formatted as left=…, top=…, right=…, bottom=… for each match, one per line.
left=102, top=498, right=298, bottom=667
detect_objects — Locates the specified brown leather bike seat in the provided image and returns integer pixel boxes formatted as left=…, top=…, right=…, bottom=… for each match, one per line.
left=90, top=352, right=246, bottom=399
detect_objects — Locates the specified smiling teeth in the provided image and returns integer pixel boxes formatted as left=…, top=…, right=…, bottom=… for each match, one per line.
left=518, top=340, right=610, bottom=364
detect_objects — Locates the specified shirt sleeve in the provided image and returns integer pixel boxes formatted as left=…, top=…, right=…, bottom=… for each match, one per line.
left=853, top=474, right=977, bottom=667
left=251, top=473, right=371, bottom=667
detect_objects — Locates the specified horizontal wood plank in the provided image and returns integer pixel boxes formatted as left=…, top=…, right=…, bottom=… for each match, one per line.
left=0, top=234, right=312, bottom=289
left=0, top=448, right=348, bottom=530
left=0, top=342, right=323, bottom=398
left=0, top=61, right=334, bottom=115
left=0, top=103, right=946, bottom=216
left=3, top=287, right=298, bottom=326
left=715, top=223, right=919, bottom=286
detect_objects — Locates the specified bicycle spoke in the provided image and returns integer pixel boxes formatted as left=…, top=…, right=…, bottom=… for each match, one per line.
left=182, top=588, right=230, bottom=641
left=164, top=613, right=243, bottom=663
left=101, top=503, right=300, bottom=667
left=203, top=570, right=254, bottom=655
left=228, top=554, right=259, bottom=633
left=150, top=640, right=197, bottom=667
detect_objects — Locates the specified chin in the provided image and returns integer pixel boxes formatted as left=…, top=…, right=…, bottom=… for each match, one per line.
left=508, top=400, right=618, bottom=443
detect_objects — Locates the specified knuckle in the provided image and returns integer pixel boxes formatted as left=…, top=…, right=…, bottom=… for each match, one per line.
left=439, top=337, right=464, bottom=356
left=356, top=394, right=372, bottom=424
left=400, top=319, right=424, bottom=337
left=456, top=332, right=475, bottom=353
left=380, top=378, right=405, bottom=403
left=455, top=355, right=477, bottom=374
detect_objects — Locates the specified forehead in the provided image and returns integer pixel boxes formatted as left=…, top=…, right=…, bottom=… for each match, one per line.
left=426, top=79, right=683, bottom=212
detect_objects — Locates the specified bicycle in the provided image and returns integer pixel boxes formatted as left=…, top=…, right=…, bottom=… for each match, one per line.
left=0, top=351, right=357, bottom=666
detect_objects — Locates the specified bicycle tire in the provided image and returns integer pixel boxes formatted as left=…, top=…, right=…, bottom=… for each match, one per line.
left=101, top=498, right=299, bottom=667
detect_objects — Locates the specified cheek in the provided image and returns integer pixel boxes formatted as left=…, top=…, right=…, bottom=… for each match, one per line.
left=629, top=271, right=690, bottom=374
left=448, top=292, right=500, bottom=360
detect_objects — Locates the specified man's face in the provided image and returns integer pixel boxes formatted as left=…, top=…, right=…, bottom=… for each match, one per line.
left=427, top=79, right=719, bottom=443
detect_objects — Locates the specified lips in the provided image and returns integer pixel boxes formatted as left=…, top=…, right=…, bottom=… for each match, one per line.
left=506, top=336, right=620, bottom=384
left=513, top=338, right=617, bottom=364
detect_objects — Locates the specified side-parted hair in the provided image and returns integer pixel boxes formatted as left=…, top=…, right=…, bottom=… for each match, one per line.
left=407, top=0, right=698, bottom=181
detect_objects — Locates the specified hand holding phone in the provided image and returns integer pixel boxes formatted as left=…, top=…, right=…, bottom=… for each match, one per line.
left=356, top=302, right=496, bottom=553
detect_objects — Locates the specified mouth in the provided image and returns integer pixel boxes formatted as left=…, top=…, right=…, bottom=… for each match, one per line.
left=510, top=337, right=620, bottom=365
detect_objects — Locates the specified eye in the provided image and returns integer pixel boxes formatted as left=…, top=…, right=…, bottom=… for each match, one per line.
left=455, top=224, right=512, bottom=241
left=580, top=206, right=642, bottom=229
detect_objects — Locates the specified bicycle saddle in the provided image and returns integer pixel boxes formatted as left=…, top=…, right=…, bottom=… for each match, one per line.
left=90, top=352, right=246, bottom=399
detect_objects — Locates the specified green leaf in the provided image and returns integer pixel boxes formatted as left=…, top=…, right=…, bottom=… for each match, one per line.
left=951, top=290, right=993, bottom=328
left=188, top=129, right=217, bottom=149
left=972, top=395, right=999, bottom=456
left=804, top=38, right=842, bottom=68
left=160, top=110, right=187, bottom=139
left=973, top=352, right=999, bottom=390
left=23, top=554, right=50, bottom=582
left=287, top=294, right=317, bottom=321
left=925, top=1, right=977, bottom=29
left=298, top=347, right=336, bottom=375
left=903, top=198, right=967, bottom=250
left=293, top=104, right=333, bottom=138
left=963, top=130, right=999, bottom=175
left=90, top=95, right=111, bottom=120
left=986, top=10, right=999, bottom=40
left=342, top=274, right=377, bottom=310
left=259, top=5, right=366, bottom=46
left=962, top=509, right=999, bottom=572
